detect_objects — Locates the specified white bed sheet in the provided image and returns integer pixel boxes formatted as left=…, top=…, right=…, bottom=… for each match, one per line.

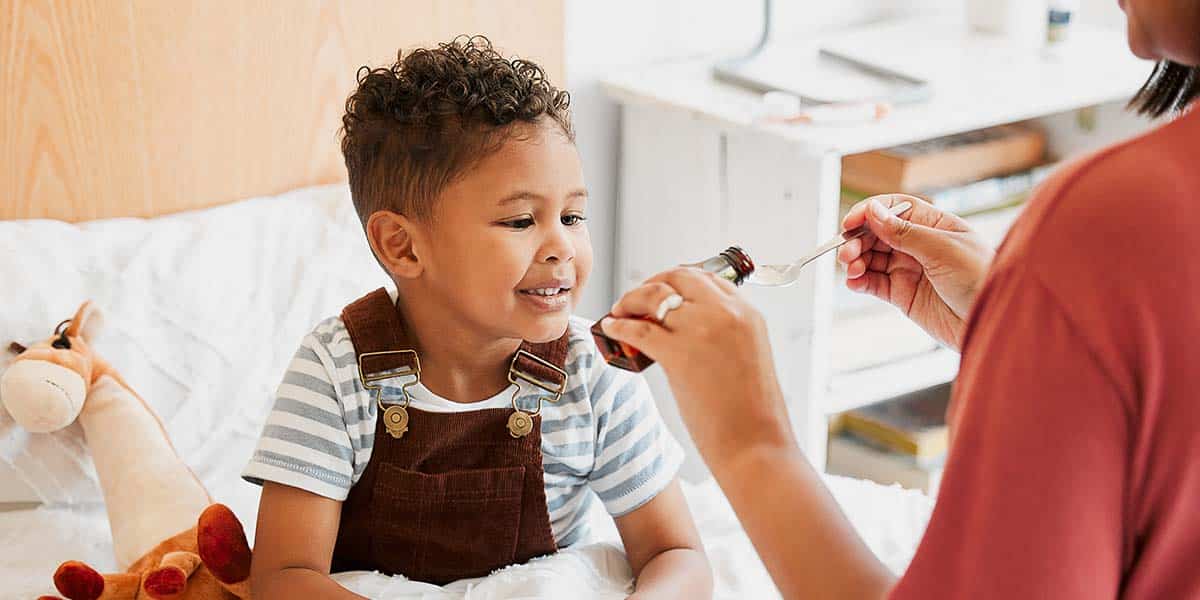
left=0, top=184, right=932, bottom=598
left=1, top=474, right=931, bottom=599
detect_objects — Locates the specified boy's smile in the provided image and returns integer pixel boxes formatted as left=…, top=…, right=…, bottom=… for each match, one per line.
left=516, top=276, right=574, bottom=312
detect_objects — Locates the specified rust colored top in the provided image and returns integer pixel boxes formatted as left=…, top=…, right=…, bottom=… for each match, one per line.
left=893, top=106, right=1200, bottom=598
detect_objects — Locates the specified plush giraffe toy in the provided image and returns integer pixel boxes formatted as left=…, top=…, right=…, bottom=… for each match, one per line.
left=1, top=302, right=253, bottom=600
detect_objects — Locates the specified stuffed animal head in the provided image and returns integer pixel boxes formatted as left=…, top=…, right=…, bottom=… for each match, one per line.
left=2, top=302, right=105, bottom=432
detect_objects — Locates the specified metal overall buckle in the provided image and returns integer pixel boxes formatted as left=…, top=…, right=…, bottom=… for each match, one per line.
left=358, top=350, right=420, bottom=440
left=506, top=349, right=567, bottom=438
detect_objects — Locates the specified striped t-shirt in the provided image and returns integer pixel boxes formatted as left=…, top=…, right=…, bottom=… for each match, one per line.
left=243, top=312, right=684, bottom=548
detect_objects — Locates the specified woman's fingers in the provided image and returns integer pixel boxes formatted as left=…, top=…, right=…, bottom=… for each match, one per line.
left=837, top=237, right=863, bottom=265
left=609, top=281, right=681, bottom=319
left=845, top=270, right=892, bottom=301
left=646, top=266, right=734, bottom=299
left=610, top=267, right=728, bottom=323
left=600, top=300, right=700, bottom=365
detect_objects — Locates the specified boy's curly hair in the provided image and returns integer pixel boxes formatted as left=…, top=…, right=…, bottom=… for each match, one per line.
left=340, top=35, right=573, bottom=224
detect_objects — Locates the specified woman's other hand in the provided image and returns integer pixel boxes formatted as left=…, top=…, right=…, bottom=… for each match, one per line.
left=838, top=194, right=995, bottom=350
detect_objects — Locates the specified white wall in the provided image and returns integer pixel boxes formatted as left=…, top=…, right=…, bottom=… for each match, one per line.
left=565, top=0, right=903, bottom=317
left=565, top=0, right=1127, bottom=317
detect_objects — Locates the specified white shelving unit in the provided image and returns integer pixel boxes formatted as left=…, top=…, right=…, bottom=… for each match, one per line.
left=603, top=16, right=1153, bottom=478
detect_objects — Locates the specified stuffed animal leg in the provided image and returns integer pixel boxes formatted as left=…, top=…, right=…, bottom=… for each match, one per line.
left=47, top=504, right=251, bottom=600
left=3, top=303, right=252, bottom=599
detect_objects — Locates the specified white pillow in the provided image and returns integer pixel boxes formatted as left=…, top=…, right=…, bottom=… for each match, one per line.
left=0, top=184, right=390, bottom=504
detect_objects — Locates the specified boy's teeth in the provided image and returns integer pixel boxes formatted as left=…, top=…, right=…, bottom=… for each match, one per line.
left=525, top=288, right=566, bottom=296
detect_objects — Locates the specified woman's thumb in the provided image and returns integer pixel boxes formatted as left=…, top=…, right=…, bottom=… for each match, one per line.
left=867, top=198, right=949, bottom=263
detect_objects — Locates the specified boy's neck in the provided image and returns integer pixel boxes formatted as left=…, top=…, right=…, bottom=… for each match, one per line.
left=393, top=290, right=522, bottom=404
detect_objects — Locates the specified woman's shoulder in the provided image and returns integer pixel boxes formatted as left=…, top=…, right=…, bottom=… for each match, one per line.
left=996, top=108, right=1200, bottom=276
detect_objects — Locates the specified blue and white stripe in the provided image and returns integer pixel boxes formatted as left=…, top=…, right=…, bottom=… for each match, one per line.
left=243, top=314, right=683, bottom=546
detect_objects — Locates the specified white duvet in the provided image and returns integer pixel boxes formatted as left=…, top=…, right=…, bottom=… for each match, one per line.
left=0, top=475, right=930, bottom=599
left=0, top=185, right=932, bottom=599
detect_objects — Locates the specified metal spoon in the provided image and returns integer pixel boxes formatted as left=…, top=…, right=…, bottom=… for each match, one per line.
left=748, top=199, right=913, bottom=287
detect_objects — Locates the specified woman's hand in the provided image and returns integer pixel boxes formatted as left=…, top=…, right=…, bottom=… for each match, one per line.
left=600, top=269, right=794, bottom=469
left=838, top=194, right=995, bottom=350
left=601, top=271, right=896, bottom=599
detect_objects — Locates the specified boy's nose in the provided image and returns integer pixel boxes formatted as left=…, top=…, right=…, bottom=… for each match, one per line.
left=539, top=229, right=575, bottom=264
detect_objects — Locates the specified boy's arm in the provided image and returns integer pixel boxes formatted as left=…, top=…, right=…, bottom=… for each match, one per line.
left=251, top=481, right=367, bottom=599
left=614, top=479, right=712, bottom=599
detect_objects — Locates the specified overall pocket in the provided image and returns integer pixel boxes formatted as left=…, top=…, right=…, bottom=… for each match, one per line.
left=370, top=462, right=527, bottom=583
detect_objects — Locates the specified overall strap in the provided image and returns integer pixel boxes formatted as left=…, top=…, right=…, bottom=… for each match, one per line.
left=511, top=335, right=570, bottom=398
left=342, top=288, right=570, bottom=388
left=340, top=288, right=418, bottom=382
left=340, top=288, right=571, bottom=438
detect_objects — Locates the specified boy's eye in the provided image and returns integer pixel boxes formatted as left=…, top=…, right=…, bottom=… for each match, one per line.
left=562, top=214, right=587, bottom=226
left=502, top=217, right=535, bottom=229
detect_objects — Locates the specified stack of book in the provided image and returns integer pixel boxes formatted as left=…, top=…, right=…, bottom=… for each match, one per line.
left=827, top=383, right=951, bottom=495
left=840, top=121, right=1054, bottom=217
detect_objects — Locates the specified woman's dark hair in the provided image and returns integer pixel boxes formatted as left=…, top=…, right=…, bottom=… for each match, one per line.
left=1128, top=60, right=1200, bottom=118
left=339, top=35, right=572, bottom=224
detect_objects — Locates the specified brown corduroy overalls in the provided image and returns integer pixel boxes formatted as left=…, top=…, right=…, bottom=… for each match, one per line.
left=329, top=288, right=569, bottom=584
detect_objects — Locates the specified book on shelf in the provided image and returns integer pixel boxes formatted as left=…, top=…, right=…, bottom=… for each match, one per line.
left=841, top=162, right=1057, bottom=218
left=841, top=122, right=1047, bottom=196
left=832, top=383, right=951, bottom=461
left=827, top=432, right=943, bottom=495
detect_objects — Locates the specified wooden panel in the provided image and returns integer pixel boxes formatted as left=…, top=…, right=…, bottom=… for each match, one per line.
left=1, top=0, right=564, bottom=221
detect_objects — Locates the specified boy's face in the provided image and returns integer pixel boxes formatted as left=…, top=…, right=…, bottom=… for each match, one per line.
left=413, top=121, right=592, bottom=343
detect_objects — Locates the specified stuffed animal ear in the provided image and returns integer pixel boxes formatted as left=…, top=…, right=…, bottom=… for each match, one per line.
left=65, top=302, right=105, bottom=344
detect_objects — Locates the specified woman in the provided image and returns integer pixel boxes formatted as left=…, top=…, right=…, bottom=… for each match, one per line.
left=599, top=1, right=1200, bottom=597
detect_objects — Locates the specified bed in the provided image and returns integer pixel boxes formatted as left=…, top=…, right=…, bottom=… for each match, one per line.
left=0, top=3, right=931, bottom=598
left=0, top=184, right=933, bottom=598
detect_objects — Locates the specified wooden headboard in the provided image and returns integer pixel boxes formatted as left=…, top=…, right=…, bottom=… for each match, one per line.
left=0, top=0, right=564, bottom=222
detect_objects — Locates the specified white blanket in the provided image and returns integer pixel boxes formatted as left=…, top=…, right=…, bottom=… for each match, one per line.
left=1, top=475, right=931, bottom=599
left=0, top=184, right=932, bottom=598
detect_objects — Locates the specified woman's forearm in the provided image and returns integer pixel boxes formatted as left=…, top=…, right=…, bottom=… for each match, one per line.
left=711, top=444, right=895, bottom=600
left=253, top=567, right=368, bottom=599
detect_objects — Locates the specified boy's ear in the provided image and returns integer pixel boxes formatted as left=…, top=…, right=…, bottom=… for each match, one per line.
left=366, top=211, right=424, bottom=280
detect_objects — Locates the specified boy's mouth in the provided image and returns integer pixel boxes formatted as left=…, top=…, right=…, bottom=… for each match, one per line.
left=520, top=287, right=570, bottom=296
left=517, top=281, right=573, bottom=311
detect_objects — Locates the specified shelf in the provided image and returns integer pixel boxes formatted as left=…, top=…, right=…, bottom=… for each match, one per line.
left=825, top=346, right=960, bottom=416
left=602, top=16, right=1152, bottom=155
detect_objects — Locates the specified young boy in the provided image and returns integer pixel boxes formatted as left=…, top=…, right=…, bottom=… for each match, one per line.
left=242, top=37, right=711, bottom=598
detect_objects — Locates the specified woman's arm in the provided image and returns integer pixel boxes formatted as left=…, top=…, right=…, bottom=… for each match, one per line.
left=600, top=270, right=893, bottom=598
left=603, top=260, right=1130, bottom=599
left=614, top=479, right=712, bottom=599
left=250, top=481, right=366, bottom=599
left=710, top=444, right=894, bottom=600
